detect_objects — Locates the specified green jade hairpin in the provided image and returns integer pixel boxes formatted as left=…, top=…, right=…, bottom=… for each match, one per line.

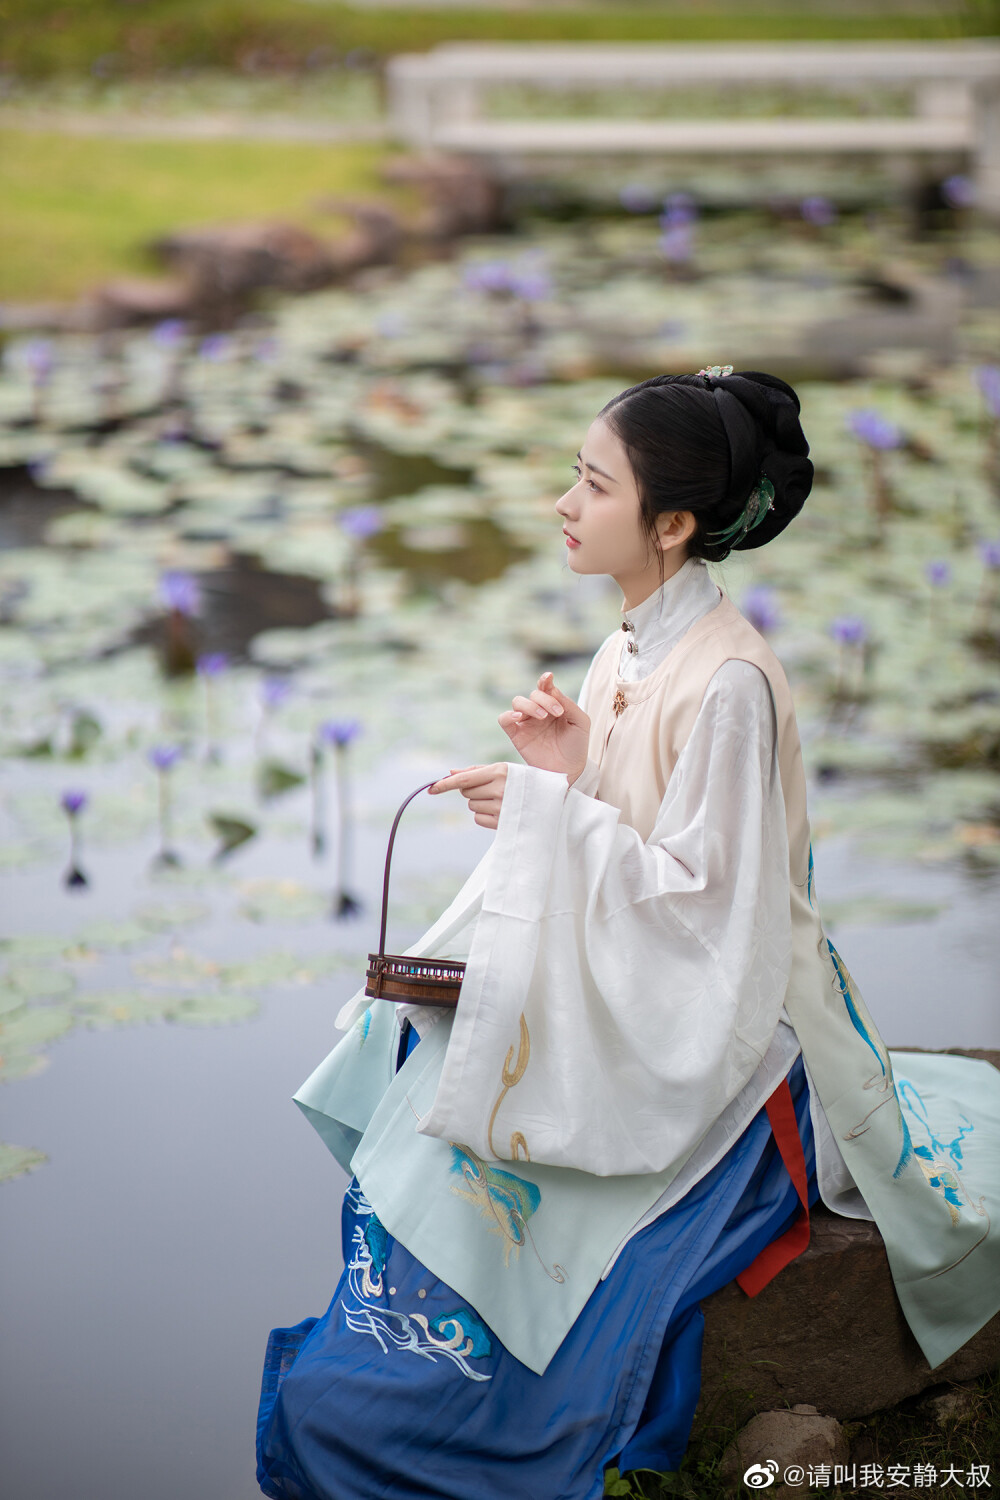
left=710, top=474, right=776, bottom=549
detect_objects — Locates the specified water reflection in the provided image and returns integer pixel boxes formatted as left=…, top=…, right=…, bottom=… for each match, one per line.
left=0, top=463, right=98, bottom=549
left=371, top=516, right=531, bottom=589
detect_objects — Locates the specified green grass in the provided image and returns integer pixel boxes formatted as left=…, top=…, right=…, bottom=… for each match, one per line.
left=1, top=0, right=997, bottom=79
left=0, top=129, right=399, bottom=301
left=605, top=1368, right=1000, bottom=1498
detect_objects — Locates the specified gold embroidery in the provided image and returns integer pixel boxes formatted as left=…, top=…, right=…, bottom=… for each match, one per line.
left=487, top=1013, right=531, bottom=1161
left=613, top=688, right=628, bottom=717
left=509, top=1132, right=529, bottom=1161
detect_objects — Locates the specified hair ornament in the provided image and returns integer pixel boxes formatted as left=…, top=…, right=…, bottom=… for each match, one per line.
left=709, top=474, right=776, bottom=550
left=697, top=364, right=734, bottom=379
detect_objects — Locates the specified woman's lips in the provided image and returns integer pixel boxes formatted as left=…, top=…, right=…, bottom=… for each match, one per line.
left=563, top=530, right=581, bottom=550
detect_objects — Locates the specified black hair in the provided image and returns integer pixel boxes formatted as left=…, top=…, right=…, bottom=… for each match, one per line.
left=599, top=370, right=814, bottom=563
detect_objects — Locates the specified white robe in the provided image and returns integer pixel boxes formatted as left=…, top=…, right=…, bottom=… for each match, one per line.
left=350, top=559, right=866, bottom=1222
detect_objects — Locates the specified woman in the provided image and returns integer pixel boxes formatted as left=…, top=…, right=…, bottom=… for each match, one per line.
left=257, top=370, right=998, bottom=1500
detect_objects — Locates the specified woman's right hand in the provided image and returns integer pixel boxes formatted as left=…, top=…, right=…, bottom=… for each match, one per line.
left=498, top=672, right=591, bottom=782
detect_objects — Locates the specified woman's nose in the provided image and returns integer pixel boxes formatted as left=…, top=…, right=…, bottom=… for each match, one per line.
left=555, top=486, right=578, bottom=519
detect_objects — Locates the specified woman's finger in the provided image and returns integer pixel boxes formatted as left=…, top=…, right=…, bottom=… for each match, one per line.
left=430, top=768, right=488, bottom=794
left=529, top=688, right=564, bottom=717
left=538, top=673, right=579, bottom=716
left=511, top=694, right=548, bottom=721
left=431, top=764, right=507, bottom=795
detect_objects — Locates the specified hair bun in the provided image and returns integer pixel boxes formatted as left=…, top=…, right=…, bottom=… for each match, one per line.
left=721, top=370, right=814, bottom=550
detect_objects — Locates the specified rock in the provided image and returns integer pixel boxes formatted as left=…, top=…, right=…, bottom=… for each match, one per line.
left=720, top=1409, right=849, bottom=1497
left=382, top=153, right=504, bottom=239
left=315, top=199, right=404, bottom=273
left=88, top=275, right=196, bottom=330
left=151, top=220, right=338, bottom=323
left=0, top=302, right=92, bottom=334
left=696, top=1048, right=1000, bottom=1434
left=920, top=1383, right=981, bottom=1428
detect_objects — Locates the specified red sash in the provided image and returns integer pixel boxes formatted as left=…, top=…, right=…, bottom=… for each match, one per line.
left=736, top=1076, right=811, bottom=1297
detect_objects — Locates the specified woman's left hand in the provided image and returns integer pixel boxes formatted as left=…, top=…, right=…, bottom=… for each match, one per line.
left=429, top=763, right=508, bottom=829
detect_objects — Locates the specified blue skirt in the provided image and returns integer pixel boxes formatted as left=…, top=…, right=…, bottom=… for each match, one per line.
left=257, top=1055, right=818, bottom=1500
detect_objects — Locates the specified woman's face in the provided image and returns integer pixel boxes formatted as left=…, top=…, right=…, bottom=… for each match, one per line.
left=555, top=417, right=691, bottom=605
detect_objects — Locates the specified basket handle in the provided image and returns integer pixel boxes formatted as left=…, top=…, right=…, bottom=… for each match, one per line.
left=376, top=781, right=440, bottom=960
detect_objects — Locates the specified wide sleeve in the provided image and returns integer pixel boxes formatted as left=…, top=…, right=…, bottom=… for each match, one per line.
left=416, top=659, right=793, bottom=1176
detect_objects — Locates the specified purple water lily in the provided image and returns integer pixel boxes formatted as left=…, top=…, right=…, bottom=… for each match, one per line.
left=925, top=560, right=952, bottom=587
left=662, top=192, right=697, bottom=226
left=22, top=338, right=55, bottom=386
left=158, top=570, right=201, bottom=617
left=742, top=586, right=782, bottom=635
left=975, top=366, right=1000, bottom=419
left=148, top=746, right=181, bottom=866
left=801, top=195, right=837, bottom=228
left=462, top=254, right=552, bottom=303
left=830, top=615, right=869, bottom=700
left=260, top=676, right=292, bottom=712
left=197, top=654, right=227, bottom=761
left=847, top=410, right=903, bottom=451
left=152, top=319, right=186, bottom=349
left=320, top=717, right=362, bottom=749
left=463, top=260, right=513, bottom=296
left=975, top=537, right=1000, bottom=632
left=508, top=255, right=553, bottom=304
left=196, top=651, right=228, bottom=677
left=339, top=505, right=383, bottom=541
left=60, top=787, right=89, bottom=889
left=198, top=334, right=232, bottom=362
left=942, top=174, right=975, bottom=210
left=830, top=616, right=868, bottom=647
left=148, top=744, right=182, bottom=773
left=658, top=194, right=697, bottom=267
left=659, top=223, right=694, bottom=265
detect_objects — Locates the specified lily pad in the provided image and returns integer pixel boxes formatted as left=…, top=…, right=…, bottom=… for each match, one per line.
left=256, top=759, right=306, bottom=800
left=132, top=951, right=222, bottom=988
left=6, top=967, right=75, bottom=999
left=0, top=934, right=75, bottom=961
left=219, top=949, right=352, bottom=989
left=72, top=990, right=178, bottom=1028
left=0, top=1142, right=48, bottom=1183
left=0, top=1052, right=49, bottom=1084
left=0, top=989, right=27, bottom=1018
left=165, top=992, right=260, bottom=1027
left=134, top=899, right=211, bottom=933
left=74, top=919, right=152, bottom=952
left=0, top=1006, right=75, bottom=1050
left=237, top=879, right=331, bottom=924
left=821, top=898, right=946, bottom=928
left=207, top=812, right=257, bottom=857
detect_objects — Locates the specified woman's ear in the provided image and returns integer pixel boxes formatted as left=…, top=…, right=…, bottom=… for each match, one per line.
left=656, top=510, right=697, bottom=556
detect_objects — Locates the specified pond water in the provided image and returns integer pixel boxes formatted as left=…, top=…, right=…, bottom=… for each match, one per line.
left=0, top=774, right=996, bottom=1500
left=1, top=207, right=998, bottom=1499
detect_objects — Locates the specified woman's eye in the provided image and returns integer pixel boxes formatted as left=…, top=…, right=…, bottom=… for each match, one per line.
left=571, top=463, right=602, bottom=495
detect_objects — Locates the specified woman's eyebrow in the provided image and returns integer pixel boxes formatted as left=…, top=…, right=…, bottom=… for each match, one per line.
left=576, top=450, right=618, bottom=483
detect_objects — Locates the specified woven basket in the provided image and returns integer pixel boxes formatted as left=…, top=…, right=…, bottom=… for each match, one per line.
left=365, top=781, right=465, bottom=1007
